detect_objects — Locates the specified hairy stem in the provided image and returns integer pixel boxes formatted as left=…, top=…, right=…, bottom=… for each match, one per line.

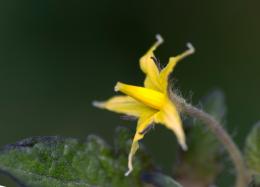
left=172, top=94, right=250, bottom=187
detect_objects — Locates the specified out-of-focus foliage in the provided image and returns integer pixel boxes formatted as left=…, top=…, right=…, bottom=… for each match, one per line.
left=245, top=122, right=260, bottom=185
left=142, top=172, right=182, bottom=187
left=174, top=90, right=225, bottom=186
left=0, top=128, right=152, bottom=187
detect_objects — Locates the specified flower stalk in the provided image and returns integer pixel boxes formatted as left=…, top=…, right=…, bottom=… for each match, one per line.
left=171, top=93, right=250, bottom=187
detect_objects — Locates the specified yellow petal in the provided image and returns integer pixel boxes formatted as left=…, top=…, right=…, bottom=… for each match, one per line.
left=139, top=35, right=163, bottom=91
left=159, top=43, right=195, bottom=92
left=115, top=82, right=165, bottom=110
left=155, top=98, right=187, bottom=150
left=93, top=96, right=155, bottom=117
left=125, top=111, right=157, bottom=176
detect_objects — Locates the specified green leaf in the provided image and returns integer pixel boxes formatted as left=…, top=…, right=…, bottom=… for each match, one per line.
left=174, top=90, right=225, bottom=185
left=245, top=122, right=260, bottom=184
left=0, top=127, right=152, bottom=187
left=142, top=172, right=182, bottom=187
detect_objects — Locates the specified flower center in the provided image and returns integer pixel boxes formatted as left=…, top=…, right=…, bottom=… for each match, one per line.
left=115, top=82, right=165, bottom=110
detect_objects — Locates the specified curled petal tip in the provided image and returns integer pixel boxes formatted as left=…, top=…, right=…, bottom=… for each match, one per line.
left=156, top=34, right=164, bottom=45
left=114, top=82, right=122, bottom=92
left=124, top=169, right=132, bottom=176
left=186, top=42, right=195, bottom=54
left=181, top=142, right=188, bottom=151
left=92, top=101, right=104, bottom=108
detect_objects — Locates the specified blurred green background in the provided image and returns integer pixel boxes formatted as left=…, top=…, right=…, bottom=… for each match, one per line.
left=0, top=0, right=259, bottom=186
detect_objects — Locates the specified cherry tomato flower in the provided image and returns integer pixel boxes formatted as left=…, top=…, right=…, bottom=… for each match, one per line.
left=93, top=35, right=195, bottom=176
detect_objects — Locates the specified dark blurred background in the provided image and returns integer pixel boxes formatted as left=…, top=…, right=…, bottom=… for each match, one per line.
left=0, top=0, right=259, bottom=186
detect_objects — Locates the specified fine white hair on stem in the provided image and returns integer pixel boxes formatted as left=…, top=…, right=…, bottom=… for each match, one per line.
left=171, top=93, right=250, bottom=187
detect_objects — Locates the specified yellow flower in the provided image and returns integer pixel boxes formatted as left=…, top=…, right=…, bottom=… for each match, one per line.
left=93, top=35, right=195, bottom=176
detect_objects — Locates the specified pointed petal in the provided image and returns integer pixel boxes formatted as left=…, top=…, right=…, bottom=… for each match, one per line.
left=93, top=96, right=156, bottom=117
left=125, top=111, right=157, bottom=176
left=139, top=35, right=163, bottom=91
left=159, top=43, right=195, bottom=92
left=155, top=98, right=187, bottom=150
left=115, top=82, right=165, bottom=110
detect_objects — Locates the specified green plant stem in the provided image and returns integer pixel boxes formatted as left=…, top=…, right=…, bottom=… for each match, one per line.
left=171, top=94, right=250, bottom=187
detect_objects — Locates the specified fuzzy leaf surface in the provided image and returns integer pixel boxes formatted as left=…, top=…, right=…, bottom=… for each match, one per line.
left=0, top=128, right=151, bottom=187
